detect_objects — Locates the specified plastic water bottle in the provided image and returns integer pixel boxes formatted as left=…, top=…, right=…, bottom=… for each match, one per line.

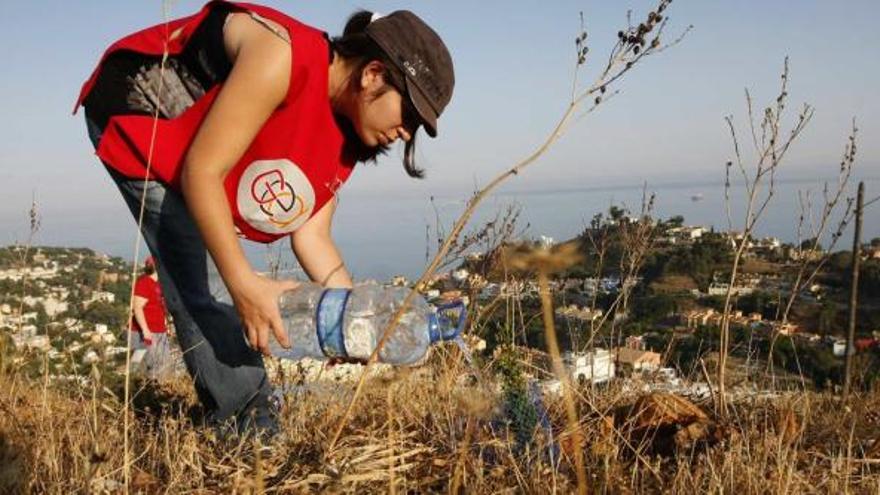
left=269, top=283, right=466, bottom=365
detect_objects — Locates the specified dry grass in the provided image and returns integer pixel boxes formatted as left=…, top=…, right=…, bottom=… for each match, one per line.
left=649, top=275, right=699, bottom=294
left=3, top=346, right=880, bottom=494
left=740, top=259, right=782, bottom=275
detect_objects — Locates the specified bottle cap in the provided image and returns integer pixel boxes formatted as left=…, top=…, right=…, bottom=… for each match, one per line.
left=428, top=300, right=467, bottom=343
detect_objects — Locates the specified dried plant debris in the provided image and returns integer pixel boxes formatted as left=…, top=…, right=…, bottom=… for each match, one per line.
left=619, top=393, right=723, bottom=455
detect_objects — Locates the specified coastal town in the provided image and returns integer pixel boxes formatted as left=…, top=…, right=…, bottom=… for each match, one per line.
left=2, top=211, right=878, bottom=394
left=0, top=247, right=134, bottom=379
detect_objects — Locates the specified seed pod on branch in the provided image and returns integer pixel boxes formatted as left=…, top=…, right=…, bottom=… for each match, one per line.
left=501, top=242, right=583, bottom=275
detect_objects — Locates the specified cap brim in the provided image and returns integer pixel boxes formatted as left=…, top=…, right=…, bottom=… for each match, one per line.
left=406, top=77, right=438, bottom=138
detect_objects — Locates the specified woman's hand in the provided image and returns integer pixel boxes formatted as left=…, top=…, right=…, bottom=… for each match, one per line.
left=230, top=273, right=299, bottom=355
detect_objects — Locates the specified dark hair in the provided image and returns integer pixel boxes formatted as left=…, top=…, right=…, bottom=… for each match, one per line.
left=331, top=11, right=424, bottom=179
left=143, top=264, right=155, bottom=276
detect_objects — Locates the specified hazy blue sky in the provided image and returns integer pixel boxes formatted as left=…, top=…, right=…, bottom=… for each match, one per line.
left=1, top=1, right=878, bottom=270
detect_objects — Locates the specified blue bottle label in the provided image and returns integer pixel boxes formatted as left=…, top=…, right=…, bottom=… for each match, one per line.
left=316, top=288, right=351, bottom=358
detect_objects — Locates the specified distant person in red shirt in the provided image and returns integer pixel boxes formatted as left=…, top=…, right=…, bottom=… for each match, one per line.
left=130, top=256, right=171, bottom=378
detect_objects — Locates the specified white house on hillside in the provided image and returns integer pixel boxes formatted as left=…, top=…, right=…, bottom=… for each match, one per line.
left=565, top=349, right=615, bottom=384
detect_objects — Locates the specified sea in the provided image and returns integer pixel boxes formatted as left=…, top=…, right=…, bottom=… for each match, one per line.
left=329, top=176, right=880, bottom=280
left=3, top=176, right=878, bottom=282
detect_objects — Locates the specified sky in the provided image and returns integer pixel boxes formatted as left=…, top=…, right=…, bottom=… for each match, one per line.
left=0, top=0, right=878, bottom=273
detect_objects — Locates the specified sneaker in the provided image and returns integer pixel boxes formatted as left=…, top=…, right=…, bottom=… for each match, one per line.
left=235, top=391, right=280, bottom=442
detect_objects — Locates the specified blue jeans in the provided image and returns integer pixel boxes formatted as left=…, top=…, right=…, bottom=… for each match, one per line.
left=86, top=117, right=274, bottom=431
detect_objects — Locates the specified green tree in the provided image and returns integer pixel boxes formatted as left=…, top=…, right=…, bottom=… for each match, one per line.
left=632, top=292, right=678, bottom=323
left=666, top=215, right=684, bottom=228
left=34, top=303, right=49, bottom=329
left=800, top=237, right=822, bottom=251
left=818, top=299, right=837, bottom=336
left=80, top=301, right=126, bottom=329
left=859, top=259, right=880, bottom=298
left=829, top=251, right=852, bottom=272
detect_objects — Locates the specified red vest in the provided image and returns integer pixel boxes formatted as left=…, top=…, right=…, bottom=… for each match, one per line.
left=74, top=1, right=356, bottom=243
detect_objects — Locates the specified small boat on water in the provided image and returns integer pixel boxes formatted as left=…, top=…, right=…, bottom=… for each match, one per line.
left=690, top=193, right=704, bottom=202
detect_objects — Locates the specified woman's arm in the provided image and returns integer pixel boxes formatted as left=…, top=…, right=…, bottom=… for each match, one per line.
left=291, top=199, right=354, bottom=289
left=132, top=295, right=152, bottom=344
left=179, top=13, right=296, bottom=355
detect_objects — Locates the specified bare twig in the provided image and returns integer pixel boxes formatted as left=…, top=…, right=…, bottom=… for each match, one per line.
left=767, top=121, right=857, bottom=381
left=718, top=58, right=813, bottom=415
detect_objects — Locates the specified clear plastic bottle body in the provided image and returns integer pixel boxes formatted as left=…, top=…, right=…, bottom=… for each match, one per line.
left=270, top=283, right=438, bottom=365
left=269, top=284, right=325, bottom=360
left=376, top=288, right=433, bottom=365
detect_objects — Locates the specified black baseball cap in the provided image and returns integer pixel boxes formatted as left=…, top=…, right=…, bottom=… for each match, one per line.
left=365, top=11, right=454, bottom=137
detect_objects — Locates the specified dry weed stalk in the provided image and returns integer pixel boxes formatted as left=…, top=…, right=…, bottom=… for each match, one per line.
left=579, top=210, right=612, bottom=352
left=788, top=133, right=857, bottom=311
left=329, top=0, right=689, bottom=453
left=1, top=196, right=41, bottom=378
left=504, top=242, right=587, bottom=493
left=717, top=58, right=813, bottom=415
left=116, top=1, right=176, bottom=490
left=607, top=192, right=658, bottom=350
left=580, top=192, right=658, bottom=355
left=765, top=122, right=858, bottom=381
left=428, top=202, right=527, bottom=275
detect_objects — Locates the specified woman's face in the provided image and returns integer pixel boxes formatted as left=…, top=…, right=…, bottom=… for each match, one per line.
left=350, top=62, right=413, bottom=148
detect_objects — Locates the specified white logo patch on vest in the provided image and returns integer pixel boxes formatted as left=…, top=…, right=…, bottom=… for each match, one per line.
left=237, top=159, right=315, bottom=235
